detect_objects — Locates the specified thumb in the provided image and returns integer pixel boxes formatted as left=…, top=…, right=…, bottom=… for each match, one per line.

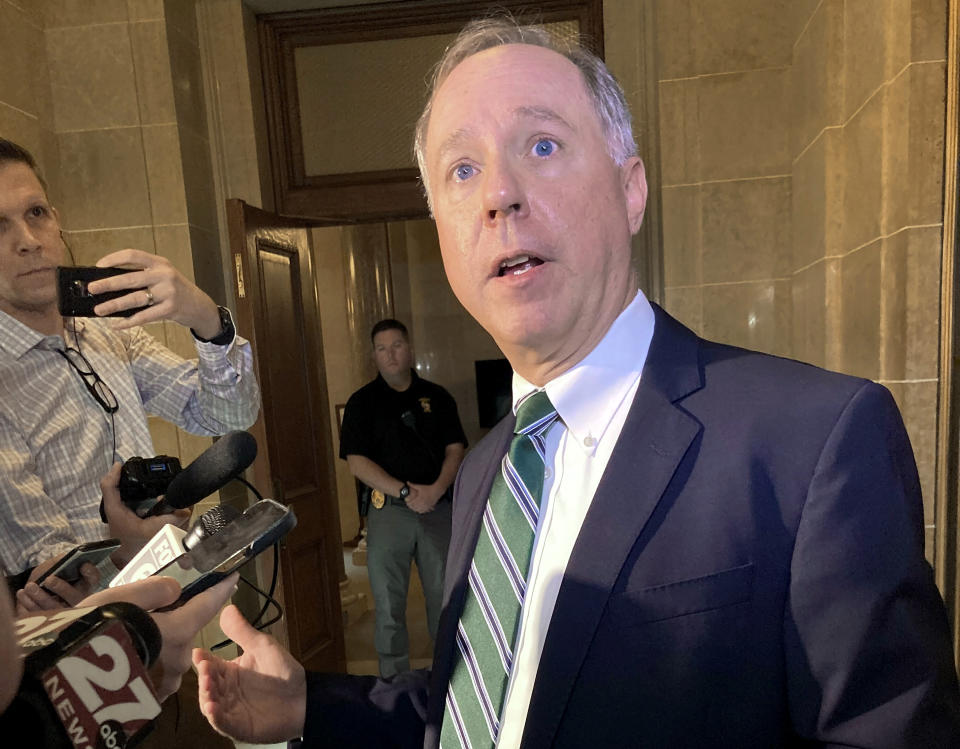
left=78, top=562, right=101, bottom=589
left=219, top=603, right=265, bottom=650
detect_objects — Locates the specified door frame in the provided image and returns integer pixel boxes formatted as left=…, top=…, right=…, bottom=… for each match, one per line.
left=935, top=0, right=960, bottom=662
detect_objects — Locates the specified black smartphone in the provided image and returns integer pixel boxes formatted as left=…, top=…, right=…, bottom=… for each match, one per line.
left=153, top=499, right=296, bottom=608
left=34, top=538, right=122, bottom=586
left=56, top=266, right=146, bottom=317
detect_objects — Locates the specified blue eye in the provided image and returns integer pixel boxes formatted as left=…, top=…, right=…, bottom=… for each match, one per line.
left=454, top=164, right=475, bottom=181
left=532, top=139, right=557, bottom=157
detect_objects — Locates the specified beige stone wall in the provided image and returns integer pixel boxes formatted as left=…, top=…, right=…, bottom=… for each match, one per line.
left=0, top=1, right=58, bottom=197
left=656, top=0, right=948, bottom=561
left=657, top=0, right=794, bottom=356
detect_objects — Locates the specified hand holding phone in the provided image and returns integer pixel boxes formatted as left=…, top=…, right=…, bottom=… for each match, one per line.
left=57, top=266, right=147, bottom=318
left=17, top=539, right=122, bottom=613
left=33, top=539, right=122, bottom=586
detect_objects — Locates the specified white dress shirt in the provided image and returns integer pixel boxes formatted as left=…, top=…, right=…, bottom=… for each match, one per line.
left=496, top=290, right=655, bottom=747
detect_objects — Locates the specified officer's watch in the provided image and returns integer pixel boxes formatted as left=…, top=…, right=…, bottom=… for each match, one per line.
left=398, top=482, right=411, bottom=500
left=192, top=305, right=235, bottom=346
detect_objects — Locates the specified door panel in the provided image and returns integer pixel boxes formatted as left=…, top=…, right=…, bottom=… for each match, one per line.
left=227, top=199, right=345, bottom=672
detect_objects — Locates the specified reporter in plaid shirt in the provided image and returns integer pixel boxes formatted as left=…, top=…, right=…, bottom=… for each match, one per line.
left=0, top=139, right=260, bottom=610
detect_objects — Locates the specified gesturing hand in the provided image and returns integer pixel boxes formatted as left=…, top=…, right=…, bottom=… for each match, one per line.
left=193, top=604, right=307, bottom=743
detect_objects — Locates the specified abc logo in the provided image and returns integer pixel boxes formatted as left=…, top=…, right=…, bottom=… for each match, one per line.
left=97, top=720, right=128, bottom=748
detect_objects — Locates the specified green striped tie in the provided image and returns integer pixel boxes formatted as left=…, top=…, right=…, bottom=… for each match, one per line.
left=440, top=391, right=558, bottom=748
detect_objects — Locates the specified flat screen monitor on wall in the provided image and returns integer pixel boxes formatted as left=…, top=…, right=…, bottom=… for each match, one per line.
left=475, top=358, right=513, bottom=428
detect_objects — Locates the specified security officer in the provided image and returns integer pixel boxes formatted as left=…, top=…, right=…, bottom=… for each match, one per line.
left=339, top=319, right=467, bottom=678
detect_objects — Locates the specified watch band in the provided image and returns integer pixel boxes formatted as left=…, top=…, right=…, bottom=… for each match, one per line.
left=192, top=305, right=235, bottom=346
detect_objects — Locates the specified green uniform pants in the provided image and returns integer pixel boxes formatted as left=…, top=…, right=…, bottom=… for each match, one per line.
left=366, top=498, right=452, bottom=678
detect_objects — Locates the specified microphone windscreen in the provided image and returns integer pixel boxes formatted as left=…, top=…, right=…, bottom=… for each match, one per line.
left=183, top=504, right=242, bottom=550
left=162, top=431, right=257, bottom=510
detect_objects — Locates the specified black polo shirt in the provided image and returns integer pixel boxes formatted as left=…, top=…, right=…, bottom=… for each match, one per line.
left=339, top=370, right=467, bottom=485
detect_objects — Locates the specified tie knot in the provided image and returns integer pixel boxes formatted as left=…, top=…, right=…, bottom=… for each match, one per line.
left=515, top=391, right=557, bottom=435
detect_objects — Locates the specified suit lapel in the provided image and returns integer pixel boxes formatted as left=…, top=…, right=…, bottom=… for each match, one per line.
left=520, top=306, right=704, bottom=747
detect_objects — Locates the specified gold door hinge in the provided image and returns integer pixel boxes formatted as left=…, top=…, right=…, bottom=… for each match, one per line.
left=234, top=253, right=246, bottom=299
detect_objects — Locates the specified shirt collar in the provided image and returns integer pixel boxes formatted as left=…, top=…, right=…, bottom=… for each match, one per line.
left=511, top=290, right=656, bottom=456
left=0, top=310, right=89, bottom=359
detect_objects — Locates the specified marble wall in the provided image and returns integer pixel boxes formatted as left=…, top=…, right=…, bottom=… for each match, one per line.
left=0, top=1, right=58, bottom=197
left=657, top=0, right=794, bottom=356
left=657, top=0, right=949, bottom=561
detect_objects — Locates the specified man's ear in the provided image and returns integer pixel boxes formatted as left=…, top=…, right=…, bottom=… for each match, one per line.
left=621, top=157, right=648, bottom=235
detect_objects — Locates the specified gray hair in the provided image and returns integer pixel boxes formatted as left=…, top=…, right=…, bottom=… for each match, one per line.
left=413, top=15, right=637, bottom=211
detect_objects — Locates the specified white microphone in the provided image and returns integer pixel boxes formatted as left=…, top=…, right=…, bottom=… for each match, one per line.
left=109, top=525, right=186, bottom=588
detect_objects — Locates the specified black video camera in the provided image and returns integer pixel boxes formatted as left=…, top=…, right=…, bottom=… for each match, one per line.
left=118, top=455, right=182, bottom=517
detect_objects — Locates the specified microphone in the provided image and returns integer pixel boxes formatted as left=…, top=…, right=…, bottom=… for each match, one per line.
left=183, top=504, right=241, bottom=550
left=111, top=504, right=243, bottom=586
left=145, top=430, right=257, bottom=516
left=10, top=602, right=163, bottom=747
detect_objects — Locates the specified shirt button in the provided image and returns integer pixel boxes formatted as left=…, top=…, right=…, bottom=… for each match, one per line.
left=544, top=467, right=553, bottom=480
left=584, top=435, right=596, bottom=447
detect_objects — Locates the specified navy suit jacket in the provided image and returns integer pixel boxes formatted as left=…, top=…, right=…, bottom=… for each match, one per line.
left=298, top=306, right=960, bottom=748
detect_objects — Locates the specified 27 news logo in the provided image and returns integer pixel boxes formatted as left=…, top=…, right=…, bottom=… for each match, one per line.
left=41, top=620, right=160, bottom=748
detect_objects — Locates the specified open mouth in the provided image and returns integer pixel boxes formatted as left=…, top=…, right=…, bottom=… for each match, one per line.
left=497, top=254, right=544, bottom=277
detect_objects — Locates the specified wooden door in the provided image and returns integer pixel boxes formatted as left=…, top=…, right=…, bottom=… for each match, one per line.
left=226, top=199, right=345, bottom=672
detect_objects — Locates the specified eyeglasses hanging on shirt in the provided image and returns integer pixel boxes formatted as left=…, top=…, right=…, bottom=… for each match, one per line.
left=55, top=347, right=119, bottom=414
left=56, top=337, right=119, bottom=465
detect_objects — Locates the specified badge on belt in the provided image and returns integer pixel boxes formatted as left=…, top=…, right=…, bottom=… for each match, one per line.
left=371, top=489, right=385, bottom=509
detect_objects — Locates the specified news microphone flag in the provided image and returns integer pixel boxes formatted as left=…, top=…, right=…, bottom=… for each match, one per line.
left=14, top=603, right=162, bottom=748
left=110, top=524, right=186, bottom=587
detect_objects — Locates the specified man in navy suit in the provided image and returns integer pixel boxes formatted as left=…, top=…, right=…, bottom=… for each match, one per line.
left=192, top=16, right=960, bottom=747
